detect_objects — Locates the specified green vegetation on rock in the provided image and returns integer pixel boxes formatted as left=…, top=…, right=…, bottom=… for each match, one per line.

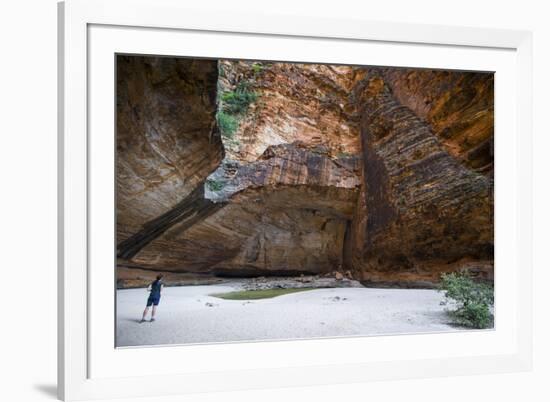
left=216, top=78, right=259, bottom=140
left=217, top=111, right=238, bottom=138
left=252, top=62, right=263, bottom=75
left=211, top=288, right=316, bottom=300
left=221, top=81, right=258, bottom=115
left=438, top=271, right=494, bottom=329
left=206, top=178, right=225, bottom=192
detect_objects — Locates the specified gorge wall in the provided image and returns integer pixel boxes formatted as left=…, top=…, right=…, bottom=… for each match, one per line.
left=345, top=70, right=493, bottom=286
left=116, top=56, right=494, bottom=287
left=116, top=56, right=223, bottom=252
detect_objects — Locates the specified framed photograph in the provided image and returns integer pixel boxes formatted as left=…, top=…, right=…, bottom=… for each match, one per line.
left=58, top=0, right=533, bottom=400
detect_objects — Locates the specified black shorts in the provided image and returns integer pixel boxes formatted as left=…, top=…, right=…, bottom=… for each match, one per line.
left=146, top=295, right=160, bottom=307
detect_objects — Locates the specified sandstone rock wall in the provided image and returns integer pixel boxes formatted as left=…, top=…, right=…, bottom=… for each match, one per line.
left=116, top=56, right=223, bottom=246
left=217, top=61, right=362, bottom=161
left=118, top=60, right=362, bottom=275
left=116, top=57, right=494, bottom=286
left=380, top=69, right=494, bottom=174
left=345, top=70, right=493, bottom=285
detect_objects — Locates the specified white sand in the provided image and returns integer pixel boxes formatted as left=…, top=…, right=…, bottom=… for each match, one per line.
left=116, top=283, right=461, bottom=347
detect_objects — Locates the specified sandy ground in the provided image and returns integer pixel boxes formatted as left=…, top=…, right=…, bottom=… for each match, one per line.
left=116, top=283, right=461, bottom=347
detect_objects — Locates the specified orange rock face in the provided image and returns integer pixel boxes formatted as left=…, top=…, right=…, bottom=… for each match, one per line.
left=116, top=56, right=223, bottom=244
left=217, top=61, right=362, bottom=162
left=345, top=70, right=493, bottom=286
left=116, top=57, right=494, bottom=286
left=380, top=69, right=494, bottom=174
left=118, top=60, right=362, bottom=275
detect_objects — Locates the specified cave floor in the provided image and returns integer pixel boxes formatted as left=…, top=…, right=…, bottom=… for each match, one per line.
left=116, top=283, right=470, bottom=347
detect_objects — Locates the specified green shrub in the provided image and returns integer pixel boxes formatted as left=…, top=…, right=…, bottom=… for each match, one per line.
left=438, top=271, right=494, bottom=329
left=217, top=111, right=238, bottom=138
left=453, top=301, right=492, bottom=329
left=216, top=78, right=259, bottom=141
left=206, top=179, right=224, bottom=192
left=252, top=63, right=263, bottom=74
left=221, top=80, right=258, bottom=115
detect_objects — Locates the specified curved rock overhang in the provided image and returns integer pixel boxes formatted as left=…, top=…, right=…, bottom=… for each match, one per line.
left=116, top=56, right=224, bottom=258
left=116, top=57, right=494, bottom=286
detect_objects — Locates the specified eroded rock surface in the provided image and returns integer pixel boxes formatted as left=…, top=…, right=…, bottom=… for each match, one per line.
left=116, top=58, right=494, bottom=286
left=380, top=69, right=494, bottom=174
left=345, top=70, right=493, bottom=285
left=123, top=61, right=362, bottom=275
left=116, top=56, right=223, bottom=244
left=217, top=61, right=362, bottom=162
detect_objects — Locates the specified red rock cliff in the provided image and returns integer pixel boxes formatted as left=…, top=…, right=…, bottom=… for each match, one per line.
left=116, top=57, right=494, bottom=286
left=345, top=70, right=493, bottom=286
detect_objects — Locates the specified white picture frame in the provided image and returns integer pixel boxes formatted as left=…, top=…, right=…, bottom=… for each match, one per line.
left=58, top=0, right=533, bottom=400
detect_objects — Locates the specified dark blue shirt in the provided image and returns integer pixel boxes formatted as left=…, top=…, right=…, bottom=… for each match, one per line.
left=150, top=280, right=162, bottom=297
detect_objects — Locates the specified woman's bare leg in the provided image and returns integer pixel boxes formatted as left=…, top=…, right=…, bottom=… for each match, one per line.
left=141, top=306, right=150, bottom=321
left=151, top=305, right=157, bottom=320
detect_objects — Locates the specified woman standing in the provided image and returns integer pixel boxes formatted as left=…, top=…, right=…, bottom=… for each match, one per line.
left=140, top=274, right=164, bottom=323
